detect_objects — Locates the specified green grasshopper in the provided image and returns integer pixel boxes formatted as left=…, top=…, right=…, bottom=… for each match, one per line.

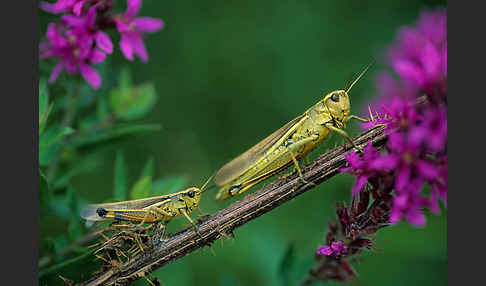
left=214, top=64, right=372, bottom=200
left=81, top=175, right=213, bottom=235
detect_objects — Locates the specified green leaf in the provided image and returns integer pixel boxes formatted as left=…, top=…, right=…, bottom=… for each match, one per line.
left=52, top=235, right=69, bottom=253
left=278, top=243, right=295, bottom=286
left=39, top=78, right=48, bottom=118
left=39, top=169, right=50, bottom=210
left=69, top=123, right=161, bottom=148
left=141, top=157, right=155, bottom=179
left=110, top=82, right=157, bottom=121
left=51, top=153, right=102, bottom=190
left=152, top=175, right=188, bottom=195
left=39, top=126, right=75, bottom=151
left=119, top=68, right=132, bottom=93
left=66, top=187, right=83, bottom=240
left=96, top=95, right=110, bottom=121
left=39, top=78, right=53, bottom=135
left=130, top=176, right=152, bottom=200
left=114, top=151, right=128, bottom=201
left=38, top=251, right=92, bottom=279
left=39, top=124, right=74, bottom=166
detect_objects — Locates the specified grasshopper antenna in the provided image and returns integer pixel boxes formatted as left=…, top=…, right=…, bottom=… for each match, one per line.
left=201, top=172, right=216, bottom=193
left=346, top=59, right=375, bottom=93
left=344, top=72, right=356, bottom=92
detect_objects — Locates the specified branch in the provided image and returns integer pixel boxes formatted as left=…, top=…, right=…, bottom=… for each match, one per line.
left=78, top=125, right=387, bottom=286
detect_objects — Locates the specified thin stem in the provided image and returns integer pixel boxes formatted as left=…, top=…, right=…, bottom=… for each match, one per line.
left=77, top=125, right=387, bottom=286
left=46, top=82, right=80, bottom=181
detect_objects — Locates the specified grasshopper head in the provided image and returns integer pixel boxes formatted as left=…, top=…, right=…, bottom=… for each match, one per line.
left=322, top=90, right=350, bottom=124
left=183, top=187, right=202, bottom=207
left=316, top=62, right=373, bottom=126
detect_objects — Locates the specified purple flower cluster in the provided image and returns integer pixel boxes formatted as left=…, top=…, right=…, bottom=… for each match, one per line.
left=40, top=0, right=163, bottom=89
left=342, top=8, right=447, bottom=227
left=316, top=241, right=347, bottom=257
left=310, top=190, right=389, bottom=282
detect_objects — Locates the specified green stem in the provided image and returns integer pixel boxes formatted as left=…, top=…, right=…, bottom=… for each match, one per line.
left=46, top=82, right=80, bottom=181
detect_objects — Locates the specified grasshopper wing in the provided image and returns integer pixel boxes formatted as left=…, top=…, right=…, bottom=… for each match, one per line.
left=80, top=196, right=171, bottom=221
left=214, top=114, right=305, bottom=186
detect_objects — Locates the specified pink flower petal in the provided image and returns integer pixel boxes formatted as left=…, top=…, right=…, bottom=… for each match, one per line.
left=133, top=17, right=164, bottom=33
left=89, top=49, right=106, bottom=63
left=352, top=175, right=368, bottom=196
left=344, top=152, right=363, bottom=169
left=79, top=63, right=101, bottom=89
left=370, top=154, right=399, bottom=170
left=362, top=142, right=379, bottom=162
left=428, top=189, right=441, bottom=215
left=393, top=59, right=425, bottom=87
left=131, top=34, right=149, bottom=62
left=47, top=23, right=69, bottom=47
left=73, top=1, right=85, bottom=16
left=388, top=132, right=405, bottom=152
left=442, top=44, right=447, bottom=77
left=49, top=61, right=64, bottom=83
left=120, top=34, right=134, bottom=61
left=40, top=2, right=57, bottom=13
left=95, top=31, right=113, bottom=54
left=394, top=164, right=410, bottom=191
left=416, top=160, right=439, bottom=180
left=393, top=193, right=408, bottom=209
left=125, top=0, right=142, bottom=19
left=408, top=125, right=427, bottom=147
left=406, top=207, right=426, bottom=227
left=316, top=245, right=333, bottom=255
left=85, top=3, right=100, bottom=28
left=62, top=14, right=85, bottom=28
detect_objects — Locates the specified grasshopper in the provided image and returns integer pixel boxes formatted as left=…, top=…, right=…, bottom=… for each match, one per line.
left=214, top=64, right=373, bottom=200
left=80, top=175, right=213, bottom=236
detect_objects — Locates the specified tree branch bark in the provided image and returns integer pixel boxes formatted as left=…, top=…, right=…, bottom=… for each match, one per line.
left=78, top=125, right=387, bottom=286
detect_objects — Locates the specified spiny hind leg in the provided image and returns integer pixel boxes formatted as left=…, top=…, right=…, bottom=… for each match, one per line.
left=139, top=206, right=172, bottom=225
left=285, top=135, right=319, bottom=186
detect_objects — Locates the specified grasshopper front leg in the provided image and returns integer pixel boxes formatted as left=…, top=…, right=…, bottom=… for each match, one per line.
left=347, top=114, right=369, bottom=123
left=180, top=208, right=202, bottom=237
left=325, top=123, right=362, bottom=153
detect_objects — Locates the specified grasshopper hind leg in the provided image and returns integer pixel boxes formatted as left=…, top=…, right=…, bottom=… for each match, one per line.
left=284, top=136, right=319, bottom=187
left=287, top=149, right=315, bottom=188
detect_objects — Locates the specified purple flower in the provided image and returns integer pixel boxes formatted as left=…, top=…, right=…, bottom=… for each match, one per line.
left=386, top=132, right=440, bottom=191
left=115, top=0, right=163, bottom=62
left=40, top=21, right=102, bottom=89
left=316, top=241, right=347, bottom=256
left=388, top=9, right=447, bottom=96
left=409, top=105, right=447, bottom=151
left=389, top=178, right=427, bottom=226
left=62, top=3, right=113, bottom=54
left=41, top=0, right=91, bottom=16
left=341, top=142, right=390, bottom=196
left=382, top=96, right=421, bottom=132
left=316, top=245, right=333, bottom=256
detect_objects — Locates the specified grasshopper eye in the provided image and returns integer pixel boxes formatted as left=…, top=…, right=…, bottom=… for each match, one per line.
left=187, top=190, right=195, bottom=198
left=330, top=93, right=340, bottom=102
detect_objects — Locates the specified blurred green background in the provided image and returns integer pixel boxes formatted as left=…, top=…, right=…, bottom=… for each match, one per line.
left=39, top=0, right=447, bottom=285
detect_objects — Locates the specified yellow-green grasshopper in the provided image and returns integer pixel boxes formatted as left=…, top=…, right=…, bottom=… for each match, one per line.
left=214, top=64, right=373, bottom=200
left=80, top=175, right=214, bottom=235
